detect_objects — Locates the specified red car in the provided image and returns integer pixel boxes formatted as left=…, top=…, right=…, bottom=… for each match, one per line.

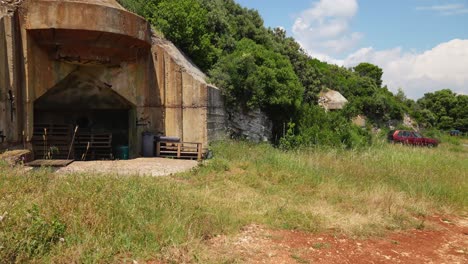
left=387, top=130, right=439, bottom=147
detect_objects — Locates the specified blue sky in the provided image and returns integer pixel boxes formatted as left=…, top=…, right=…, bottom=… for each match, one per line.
left=235, top=0, right=468, bottom=99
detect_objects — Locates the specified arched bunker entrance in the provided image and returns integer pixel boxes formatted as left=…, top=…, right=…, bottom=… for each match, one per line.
left=33, top=70, right=136, bottom=160
left=25, top=16, right=152, bottom=161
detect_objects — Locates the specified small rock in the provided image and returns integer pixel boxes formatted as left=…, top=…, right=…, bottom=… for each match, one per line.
left=441, top=219, right=452, bottom=224
left=0, top=212, right=8, bottom=222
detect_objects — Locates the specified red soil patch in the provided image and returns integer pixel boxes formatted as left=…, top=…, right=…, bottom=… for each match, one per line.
left=206, top=216, right=468, bottom=263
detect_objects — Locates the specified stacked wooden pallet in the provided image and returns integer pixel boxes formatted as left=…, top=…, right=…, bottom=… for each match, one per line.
left=156, top=141, right=203, bottom=160
left=74, top=133, right=113, bottom=160
left=32, top=124, right=72, bottom=159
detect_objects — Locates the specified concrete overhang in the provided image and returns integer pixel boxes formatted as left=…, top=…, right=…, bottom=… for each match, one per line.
left=34, top=70, right=134, bottom=110
left=29, top=28, right=150, bottom=65
left=23, top=0, right=151, bottom=45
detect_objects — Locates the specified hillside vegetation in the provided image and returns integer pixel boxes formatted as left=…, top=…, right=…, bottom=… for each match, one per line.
left=119, top=0, right=467, bottom=144
left=1, top=139, right=466, bottom=262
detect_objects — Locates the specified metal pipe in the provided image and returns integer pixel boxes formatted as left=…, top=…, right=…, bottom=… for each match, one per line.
left=8, top=90, right=15, bottom=122
left=67, top=126, right=79, bottom=160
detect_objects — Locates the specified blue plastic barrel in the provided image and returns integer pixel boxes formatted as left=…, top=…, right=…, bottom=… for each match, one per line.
left=142, top=132, right=156, bottom=157
left=117, top=146, right=129, bottom=160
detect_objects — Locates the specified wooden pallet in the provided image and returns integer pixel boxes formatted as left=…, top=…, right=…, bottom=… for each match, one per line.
left=32, top=124, right=72, bottom=159
left=156, top=141, right=203, bottom=160
left=74, top=133, right=113, bottom=160
left=26, top=159, right=74, bottom=167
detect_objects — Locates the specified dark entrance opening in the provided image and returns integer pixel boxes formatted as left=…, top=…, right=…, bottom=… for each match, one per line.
left=32, top=70, right=134, bottom=160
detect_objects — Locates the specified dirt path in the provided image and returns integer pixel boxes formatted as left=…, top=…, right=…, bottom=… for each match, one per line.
left=206, top=216, right=468, bottom=263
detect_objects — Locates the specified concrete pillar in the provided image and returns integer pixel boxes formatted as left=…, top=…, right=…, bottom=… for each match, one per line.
left=0, top=12, right=24, bottom=144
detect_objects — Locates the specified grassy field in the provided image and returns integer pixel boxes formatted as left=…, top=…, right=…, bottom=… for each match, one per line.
left=0, top=139, right=467, bottom=263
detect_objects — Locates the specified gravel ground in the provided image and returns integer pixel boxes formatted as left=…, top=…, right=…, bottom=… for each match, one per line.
left=55, top=158, right=199, bottom=177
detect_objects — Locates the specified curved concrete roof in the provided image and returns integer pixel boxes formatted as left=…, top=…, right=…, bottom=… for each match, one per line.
left=2, top=0, right=124, bottom=12
left=40, top=0, right=125, bottom=10
left=24, top=0, right=151, bottom=44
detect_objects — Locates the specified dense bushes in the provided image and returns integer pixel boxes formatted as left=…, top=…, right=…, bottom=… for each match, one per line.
left=280, top=105, right=372, bottom=149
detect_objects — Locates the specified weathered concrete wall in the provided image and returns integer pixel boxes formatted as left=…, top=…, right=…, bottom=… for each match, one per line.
left=151, top=36, right=226, bottom=147
left=0, top=9, right=23, bottom=145
left=0, top=14, right=8, bottom=144
left=56, top=0, right=125, bottom=10
left=0, top=14, right=10, bottom=142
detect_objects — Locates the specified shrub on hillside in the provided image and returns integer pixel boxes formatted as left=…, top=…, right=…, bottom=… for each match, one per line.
left=280, top=105, right=371, bottom=149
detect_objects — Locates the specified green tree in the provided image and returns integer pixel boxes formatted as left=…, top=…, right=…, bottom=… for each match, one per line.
left=152, top=0, right=220, bottom=71
left=353, top=63, right=383, bottom=87
left=396, top=88, right=406, bottom=102
left=270, top=28, right=323, bottom=104
left=416, top=89, right=465, bottom=130
left=118, top=0, right=220, bottom=71
left=210, top=39, right=303, bottom=112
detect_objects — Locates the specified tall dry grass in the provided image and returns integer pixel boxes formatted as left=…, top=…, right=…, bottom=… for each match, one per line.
left=0, top=140, right=466, bottom=262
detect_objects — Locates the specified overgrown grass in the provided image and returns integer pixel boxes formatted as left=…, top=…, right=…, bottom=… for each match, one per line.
left=0, top=141, right=466, bottom=262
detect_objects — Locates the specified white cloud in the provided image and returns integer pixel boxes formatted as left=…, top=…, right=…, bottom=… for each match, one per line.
left=416, top=4, right=464, bottom=11
left=292, top=0, right=361, bottom=57
left=442, top=9, right=468, bottom=15
left=342, top=39, right=468, bottom=99
left=416, top=3, right=468, bottom=15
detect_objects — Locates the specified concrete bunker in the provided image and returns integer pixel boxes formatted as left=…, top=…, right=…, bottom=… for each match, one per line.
left=0, top=0, right=227, bottom=162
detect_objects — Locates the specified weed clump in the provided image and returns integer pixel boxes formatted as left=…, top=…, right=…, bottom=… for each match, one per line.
left=0, top=205, right=66, bottom=263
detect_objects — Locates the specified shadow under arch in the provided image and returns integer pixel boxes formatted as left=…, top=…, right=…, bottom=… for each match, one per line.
left=33, top=69, right=136, bottom=160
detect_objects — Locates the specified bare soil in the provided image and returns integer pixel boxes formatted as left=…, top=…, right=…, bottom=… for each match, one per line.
left=205, top=215, right=468, bottom=263
left=55, top=158, right=198, bottom=177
